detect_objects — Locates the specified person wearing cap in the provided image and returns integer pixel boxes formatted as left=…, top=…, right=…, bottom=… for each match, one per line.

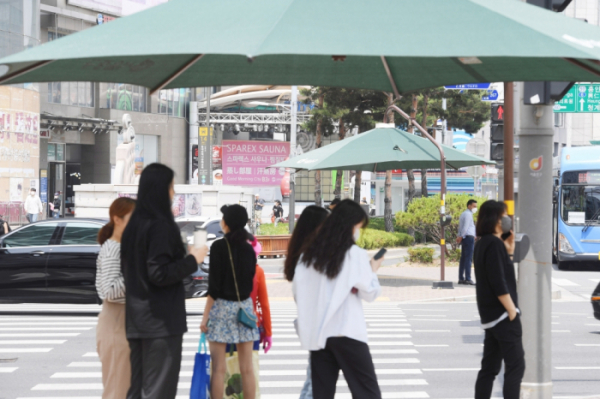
left=201, top=204, right=259, bottom=399
left=254, top=193, right=265, bottom=226
left=272, top=200, right=284, bottom=227
left=52, top=192, right=61, bottom=219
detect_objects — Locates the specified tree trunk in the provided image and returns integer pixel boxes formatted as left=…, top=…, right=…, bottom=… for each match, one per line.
left=333, top=118, right=346, bottom=199
left=314, top=94, right=324, bottom=205
left=384, top=94, right=394, bottom=232
left=354, top=171, right=362, bottom=203
left=406, top=94, right=418, bottom=237
left=420, top=93, right=429, bottom=198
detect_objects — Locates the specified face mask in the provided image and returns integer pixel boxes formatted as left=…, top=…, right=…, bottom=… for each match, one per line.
left=501, top=215, right=512, bottom=234
left=471, top=207, right=477, bottom=214
left=30, top=192, right=34, bottom=196
left=353, top=228, right=361, bottom=242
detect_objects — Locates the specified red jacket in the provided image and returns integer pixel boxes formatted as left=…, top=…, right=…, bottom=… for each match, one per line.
left=250, top=265, right=271, bottom=337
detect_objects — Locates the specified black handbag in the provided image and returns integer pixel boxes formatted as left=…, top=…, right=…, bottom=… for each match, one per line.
left=224, top=238, right=258, bottom=329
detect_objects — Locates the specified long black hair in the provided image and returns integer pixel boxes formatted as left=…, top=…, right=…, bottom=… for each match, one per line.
left=284, top=205, right=329, bottom=281
left=122, top=164, right=183, bottom=256
left=476, top=200, right=505, bottom=237
left=301, top=200, right=368, bottom=279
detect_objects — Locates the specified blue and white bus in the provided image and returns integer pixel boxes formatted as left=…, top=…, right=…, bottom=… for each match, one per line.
left=553, top=146, right=600, bottom=270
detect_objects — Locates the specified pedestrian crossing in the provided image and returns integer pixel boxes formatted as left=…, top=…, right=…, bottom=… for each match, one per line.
left=2, top=303, right=432, bottom=399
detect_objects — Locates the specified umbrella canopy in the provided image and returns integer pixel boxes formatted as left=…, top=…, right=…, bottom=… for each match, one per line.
left=2, top=0, right=600, bottom=92
left=271, top=127, right=494, bottom=172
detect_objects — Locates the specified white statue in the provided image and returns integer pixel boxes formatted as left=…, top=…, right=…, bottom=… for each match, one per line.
left=114, top=114, right=139, bottom=185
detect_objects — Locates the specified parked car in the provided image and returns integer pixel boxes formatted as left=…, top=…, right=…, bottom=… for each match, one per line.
left=592, top=282, right=600, bottom=320
left=0, top=218, right=208, bottom=303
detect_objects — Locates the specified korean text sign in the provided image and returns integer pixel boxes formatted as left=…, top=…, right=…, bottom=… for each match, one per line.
left=222, top=140, right=290, bottom=186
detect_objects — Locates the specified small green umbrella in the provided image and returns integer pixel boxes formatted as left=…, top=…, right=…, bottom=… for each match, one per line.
left=272, top=126, right=494, bottom=172
left=3, top=0, right=600, bottom=92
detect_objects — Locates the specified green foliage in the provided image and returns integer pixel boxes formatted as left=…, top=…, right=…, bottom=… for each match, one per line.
left=225, top=374, right=243, bottom=397
left=447, top=248, right=462, bottom=263
left=369, top=217, right=401, bottom=233
left=396, top=88, right=491, bottom=134
left=357, top=228, right=414, bottom=250
left=395, top=193, right=488, bottom=250
left=257, top=223, right=289, bottom=236
left=407, top=247, right=435, bottom=263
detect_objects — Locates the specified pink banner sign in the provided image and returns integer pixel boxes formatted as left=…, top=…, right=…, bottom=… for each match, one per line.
left=222, top=140, right=290, bottom=186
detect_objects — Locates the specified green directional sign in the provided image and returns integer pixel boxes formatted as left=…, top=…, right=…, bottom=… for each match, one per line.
left=554, top=84, right=600, bottom=113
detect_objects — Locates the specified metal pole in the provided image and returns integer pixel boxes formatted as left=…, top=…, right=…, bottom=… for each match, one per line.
left=206, top=87, right=212, bottom=185
left=517, top=103, right=554, bottom=399
left=386, top=104, right=449, bottom=287
left=504, top=82, right=515, bottom=219
left=189, top=101, right=198, bottom=184
left=289, top=86, right=298, bottom=232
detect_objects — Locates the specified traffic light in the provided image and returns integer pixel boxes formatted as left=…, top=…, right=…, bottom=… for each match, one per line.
left=490, top=103, right=504, bottom=162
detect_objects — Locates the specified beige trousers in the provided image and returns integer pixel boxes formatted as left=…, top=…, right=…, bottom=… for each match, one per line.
left=97, top=301, right=131, bottom=399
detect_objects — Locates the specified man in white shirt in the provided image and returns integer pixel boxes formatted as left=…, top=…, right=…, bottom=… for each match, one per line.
left=23, top=188, right=43, bottom=223
left=456, top=199, right=477, bottom=285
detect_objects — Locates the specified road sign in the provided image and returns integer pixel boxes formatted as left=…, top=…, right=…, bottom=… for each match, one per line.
left=444, top=83, right=491, bottom=90
left=482, top=90, right=499, bottom=101
left=553, top=84, right=600, bottom=113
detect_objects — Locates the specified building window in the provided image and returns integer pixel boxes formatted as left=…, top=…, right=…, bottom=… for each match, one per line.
left=554, top=112, right=564, bottom=127
left=156, top=88, right=192, bottom=118
left=295, top=170, right=337, bottom=202
left=47, top=82, right=94, bottom=107
left=99, top=83, right=147, bottom=113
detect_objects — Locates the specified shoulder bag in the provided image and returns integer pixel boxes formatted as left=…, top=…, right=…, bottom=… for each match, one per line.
left=224, top=238, right=258, bottom=329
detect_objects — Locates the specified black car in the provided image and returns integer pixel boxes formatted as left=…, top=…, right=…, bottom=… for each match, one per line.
left=0, top=219, right=206, bottom=303
left=592, top=282, right=600, bottom=320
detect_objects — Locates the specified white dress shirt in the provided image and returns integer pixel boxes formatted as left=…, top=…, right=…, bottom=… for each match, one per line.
left=293, top=245, right=381, bottom=351
left=24, top=195, right=43, bottom=214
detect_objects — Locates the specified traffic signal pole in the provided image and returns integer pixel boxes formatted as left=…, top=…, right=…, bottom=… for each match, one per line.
left=517, top=102, right=554, bottom=399
left=504, top=82, right=515, bottom=217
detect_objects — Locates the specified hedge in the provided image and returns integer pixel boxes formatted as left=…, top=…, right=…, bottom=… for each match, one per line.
left=357, top=228, right=414, bottom=250
left=407, top=247, right=435, bottom=263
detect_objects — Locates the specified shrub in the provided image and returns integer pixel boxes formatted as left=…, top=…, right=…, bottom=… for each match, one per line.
left=395, top=193, right=488, bottom=250
left=257, top=223, right=289, bottom=236
left=407, top=247, right=435, bottom=263
left=357, top=228, right=414, bottom=250
left=447, top=248, right=461, bottom=263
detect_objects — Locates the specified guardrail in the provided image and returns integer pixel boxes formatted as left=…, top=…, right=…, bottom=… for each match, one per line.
left=0, top=202, right=49, bottom=227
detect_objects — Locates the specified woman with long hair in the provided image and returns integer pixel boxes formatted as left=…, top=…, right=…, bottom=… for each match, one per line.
left=121, top=163, right=208, bottom=399
left=284, top=205, right=329, bottom=282
left=473, top=200, right=524, bottom=399
left=200, top=204, right=258, bottom=399
left=284, top=205, right=329, bottom=399
left=294, top=200, right=384, bottom=399
left=96, top=197, right=136, bottom=399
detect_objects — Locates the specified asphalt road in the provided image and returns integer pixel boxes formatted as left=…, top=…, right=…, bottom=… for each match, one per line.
left=0, top=266, right=598, bottom=399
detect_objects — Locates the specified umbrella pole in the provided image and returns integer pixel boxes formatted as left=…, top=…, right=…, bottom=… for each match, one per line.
left=385, top=105, right=451, bottom=289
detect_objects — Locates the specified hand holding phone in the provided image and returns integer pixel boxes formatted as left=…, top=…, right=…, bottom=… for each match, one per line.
left=370, top=248, right=386, bottom=273
left=373, top=248, right=387, bottom=260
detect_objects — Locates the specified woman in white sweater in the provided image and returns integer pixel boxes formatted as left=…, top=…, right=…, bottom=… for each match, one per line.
left=293, top=199, right=384, bottom=399
left=96, top=197, right=135, bottom=399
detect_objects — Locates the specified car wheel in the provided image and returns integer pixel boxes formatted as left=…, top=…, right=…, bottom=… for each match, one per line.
left=556, top=259, right=565, bottom=270
left=552, top=252, right=557, bottom=265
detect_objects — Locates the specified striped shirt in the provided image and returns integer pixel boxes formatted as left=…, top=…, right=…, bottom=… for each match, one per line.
left=96, top=239, right=125, bottom=304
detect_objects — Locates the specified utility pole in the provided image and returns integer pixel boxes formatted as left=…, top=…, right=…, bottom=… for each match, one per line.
left=504, top=82, right=515, bottom=216
left=517, top=102, right=554, bottom=399
left=206, top=87, right=212, bottom=185
left=289, top=86, right=298, bottom=232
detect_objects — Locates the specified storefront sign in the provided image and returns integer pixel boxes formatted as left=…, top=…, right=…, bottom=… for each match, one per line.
left=197, top=127, right=214, bottom=185
left=40, top=170, right=48, bottom=204
left=222, top=140, right=290, bottom=186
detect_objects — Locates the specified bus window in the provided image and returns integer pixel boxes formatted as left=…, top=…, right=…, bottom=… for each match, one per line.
left=561, top=185, right=600, bottom=225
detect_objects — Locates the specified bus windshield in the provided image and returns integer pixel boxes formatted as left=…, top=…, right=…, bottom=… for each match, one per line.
left=561, top=185, right=600, bottom=225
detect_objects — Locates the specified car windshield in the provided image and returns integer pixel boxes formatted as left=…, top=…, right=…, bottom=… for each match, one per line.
left=176, top=221, right=201, bottom=237
left=561, top=185, right=600, bottom=225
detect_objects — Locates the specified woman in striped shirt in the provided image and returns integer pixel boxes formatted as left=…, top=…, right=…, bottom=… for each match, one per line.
left=96, top=197, right=136, bottom=399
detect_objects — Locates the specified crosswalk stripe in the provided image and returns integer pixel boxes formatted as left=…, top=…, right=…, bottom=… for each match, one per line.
left=258, top=379, right=428, bottom=388
left=260, top=394, right=429, bottom=399
left=0, top=322, right=97, bottom=326
left=0, top=327, right=92, bottom=331
left=0, top=333, right=80, bottom=337
left=0, top=348, right=53, bottom=353
left=0, top=367, right=18, bottom=373
left=0, top=340, right=67, bottom=344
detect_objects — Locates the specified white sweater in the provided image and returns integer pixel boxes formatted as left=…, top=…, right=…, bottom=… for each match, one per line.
left=293, top=245, right=381, bottom=351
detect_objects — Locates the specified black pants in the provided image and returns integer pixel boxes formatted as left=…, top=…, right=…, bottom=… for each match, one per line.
left=126, top=335, right=183, bottom=399
left=311, top=336, right=381, bottom=399
left=475, top=316, right=525, bottom=399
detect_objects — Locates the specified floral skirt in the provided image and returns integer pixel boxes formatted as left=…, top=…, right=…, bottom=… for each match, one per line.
left=207, top=298, right=259, bottom=344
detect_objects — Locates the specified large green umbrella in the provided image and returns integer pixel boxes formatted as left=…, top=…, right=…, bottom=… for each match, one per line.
left=272, top=126, right=494, bottom=171
left=3, top=0, right=600, bottom=92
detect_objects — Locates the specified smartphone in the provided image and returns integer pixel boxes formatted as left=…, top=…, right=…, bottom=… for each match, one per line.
left=501, top=231, right=512, bottom=241
left=373, top=248, right=387, bottom=260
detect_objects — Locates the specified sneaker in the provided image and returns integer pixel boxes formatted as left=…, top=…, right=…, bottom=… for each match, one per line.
left=465, top=280, right=476, bottom=286
left=458, top=280, right=466, bottom=285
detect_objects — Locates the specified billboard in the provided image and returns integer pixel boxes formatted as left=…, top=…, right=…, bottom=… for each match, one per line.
left=67, top=0, right=168, bottom=17
left=222, top=140, right=289, bottom=187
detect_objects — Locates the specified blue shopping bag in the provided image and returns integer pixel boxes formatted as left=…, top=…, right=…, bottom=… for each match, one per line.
left=190, top=333, right=210, bottom=399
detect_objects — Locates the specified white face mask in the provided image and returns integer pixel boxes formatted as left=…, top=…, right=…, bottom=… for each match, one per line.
left=353, top=228, right=361, bottom=242
left=471, top=207, right=477, bottom=214
left=30, top=191, right=35, bottom=196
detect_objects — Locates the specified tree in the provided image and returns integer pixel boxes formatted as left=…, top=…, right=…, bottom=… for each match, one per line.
left=395, top=193, right=488, bottom=252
